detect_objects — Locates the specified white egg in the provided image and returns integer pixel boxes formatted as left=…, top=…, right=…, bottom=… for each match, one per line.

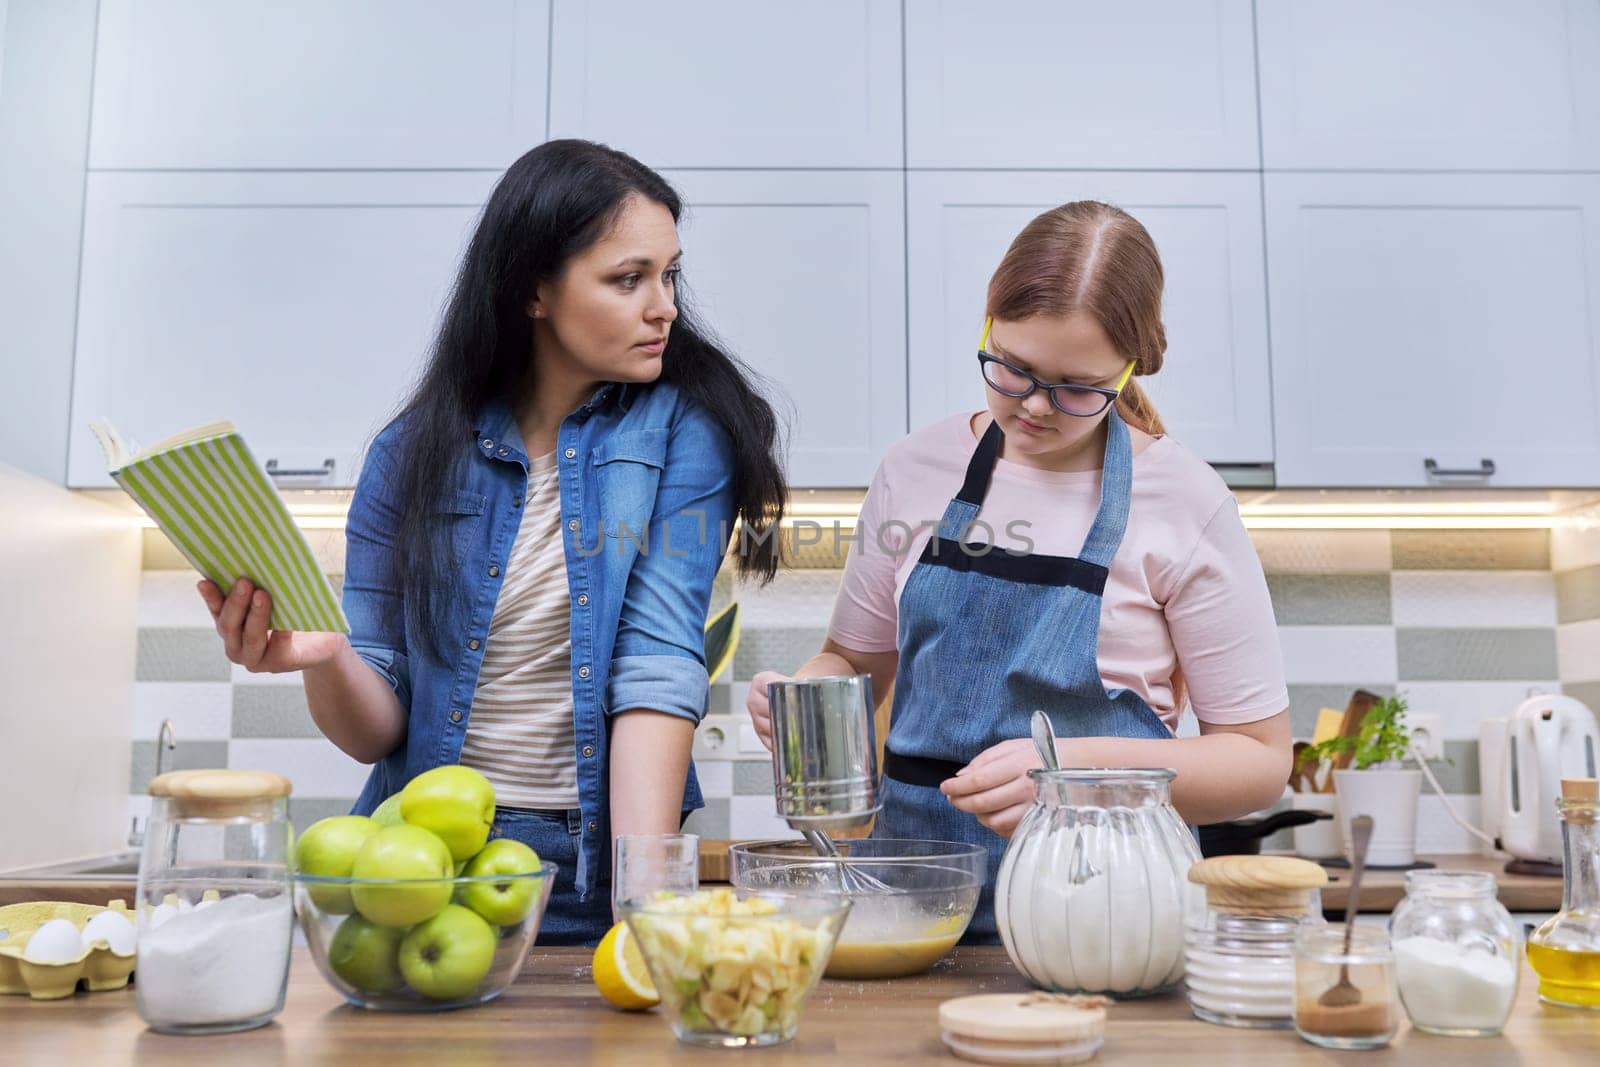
left=81, top=910, right=136, bottom=955
left=24, top=919, right=85, bottom=964
left=147, top=902, right=178, bottom=930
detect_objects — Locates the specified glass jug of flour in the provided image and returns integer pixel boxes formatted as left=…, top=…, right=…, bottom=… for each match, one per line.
left=994, top=768, right=1202, bottom=996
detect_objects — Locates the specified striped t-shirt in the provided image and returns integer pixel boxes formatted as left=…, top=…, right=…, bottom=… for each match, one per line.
left=459, top=449, right=579, bottom=808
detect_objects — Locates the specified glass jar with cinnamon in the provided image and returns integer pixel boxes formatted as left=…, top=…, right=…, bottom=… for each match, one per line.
left=1293, top=924, right=1399, bottom=1050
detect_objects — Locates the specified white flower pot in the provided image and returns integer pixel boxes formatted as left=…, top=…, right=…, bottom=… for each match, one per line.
left=1333, top=768, right=1422, bottom=867
left=1290, top=791, right=1341, bottom=859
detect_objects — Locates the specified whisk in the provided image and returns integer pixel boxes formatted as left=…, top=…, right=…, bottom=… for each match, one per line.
left=799, top=829, right=897, bottom=894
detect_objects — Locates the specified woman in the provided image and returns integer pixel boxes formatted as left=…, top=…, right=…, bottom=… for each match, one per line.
left=749, top=201, right=1290, bottom=942
left=200, top=139, right=786, bottom=945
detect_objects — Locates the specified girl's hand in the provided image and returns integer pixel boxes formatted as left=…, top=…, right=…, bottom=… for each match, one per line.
left=744, top=670, right=793, bottom=751
left=198, top=578, right=346, bottom=674
left=939, top=737, right=1044, bottom=838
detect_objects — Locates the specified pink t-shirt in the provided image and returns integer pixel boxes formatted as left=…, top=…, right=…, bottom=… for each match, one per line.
left=826, top=412, right=1288, bottom=733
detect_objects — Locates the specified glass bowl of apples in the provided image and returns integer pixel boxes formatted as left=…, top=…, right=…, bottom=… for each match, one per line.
left=291, top=768, right=555, bottom=1012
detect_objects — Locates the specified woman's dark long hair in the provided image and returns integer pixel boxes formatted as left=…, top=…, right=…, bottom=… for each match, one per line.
left=386, top=139, right=787, bottom=661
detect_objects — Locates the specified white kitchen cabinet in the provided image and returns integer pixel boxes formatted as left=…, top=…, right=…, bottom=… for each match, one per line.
left=906, top=172, right=1273, bottom=467
left=904, top=0, right=1259, bottom=170
left=1266, top=173, right=1600, bottom=488
left=1257, top=0, right=1600, bottom=171
left=549, top=0, right=901, bottom=168
left=0, top=0, right=97, bottom=485
left=663, top=171, right=906, bottom=486
left=67, top=171, right=499, bottom=488
left=88, top=0, right=549, bottom=169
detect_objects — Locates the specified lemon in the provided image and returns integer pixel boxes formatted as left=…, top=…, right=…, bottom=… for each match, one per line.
left=592, top=921, right=658, bottom=1011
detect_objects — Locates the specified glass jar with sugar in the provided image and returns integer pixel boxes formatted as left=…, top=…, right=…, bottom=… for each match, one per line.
left=1185, top=855, right=1329, bottom=1029
left=135, top=769, right=295, bottom=1034
left=1389, top=869, right=1521, bottom=1036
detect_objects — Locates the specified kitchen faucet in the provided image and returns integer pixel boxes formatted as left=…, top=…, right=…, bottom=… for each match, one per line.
left=127, top=718, right=177, bottom=848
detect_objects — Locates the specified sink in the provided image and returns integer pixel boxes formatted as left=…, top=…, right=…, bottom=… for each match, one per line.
left=0, top=852, right=141, bottom=880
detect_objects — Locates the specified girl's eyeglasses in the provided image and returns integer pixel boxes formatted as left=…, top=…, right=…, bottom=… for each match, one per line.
left=977, top=316, right=1136, bottom=418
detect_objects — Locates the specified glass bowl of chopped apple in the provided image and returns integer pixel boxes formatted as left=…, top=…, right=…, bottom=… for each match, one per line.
left=619, top=887, right=851, bottom=1048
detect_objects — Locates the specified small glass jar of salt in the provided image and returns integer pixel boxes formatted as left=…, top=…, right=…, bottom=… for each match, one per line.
left=1388, top=870, right=1521, bottom=1036
left=135, top=769, right=295, bottom=1034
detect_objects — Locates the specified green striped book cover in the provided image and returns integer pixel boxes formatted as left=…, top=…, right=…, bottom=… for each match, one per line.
left=89, top=419, right=350, bottom=634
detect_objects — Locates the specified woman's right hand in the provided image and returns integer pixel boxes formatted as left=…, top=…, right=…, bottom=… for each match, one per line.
left=198, top=578, right=347, bottom=674
left=746, top=669, right=794, bottom=752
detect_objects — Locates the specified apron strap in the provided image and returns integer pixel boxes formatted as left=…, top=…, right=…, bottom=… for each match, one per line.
left=941, top=410, right=1134, bottom=569
left=956, top=419, right=1004, bottom=506
left=1076, top=408, right=1134, bottom=569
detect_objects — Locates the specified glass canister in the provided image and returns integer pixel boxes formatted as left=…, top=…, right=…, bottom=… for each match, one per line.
left=1184, top=855, right=1329, bottom=1028
left=135, top=769, right=295, bottom=1034
left=1293, top=924, right=1400, bottom=1049
left=1528, top=777, right=1600, bottom=1009
left=994, top=768, right=1202, bottom=996
left=1389, top=870, right=1521, bottom=1035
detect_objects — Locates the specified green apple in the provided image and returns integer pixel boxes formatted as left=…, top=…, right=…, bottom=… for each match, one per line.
left=398, top=904, right=497, bottom=1000
left=327, top=914, right=406, bottom=994
left=349, top=824, right=454, bottom=926
left=294, top=815, right=382, bottom=914
left=399, top=766, right=496, bottom=863
left=458, top=839, right=542, bottom=926
left=372, top=793, right=405, bottom=827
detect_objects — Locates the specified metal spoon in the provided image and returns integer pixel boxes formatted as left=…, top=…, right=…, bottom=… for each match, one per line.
left=1031, top=711, right=1101, bottom=883
left=1318, top=814, right=1375, bottom=1008
left=1031, top=710, right=1061, bottom=771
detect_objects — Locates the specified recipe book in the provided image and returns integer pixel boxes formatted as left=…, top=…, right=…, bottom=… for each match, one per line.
left=89, top=418, right=349, bottom=634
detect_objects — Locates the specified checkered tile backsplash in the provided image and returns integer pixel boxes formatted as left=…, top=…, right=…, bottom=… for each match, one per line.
left=130, top=526, right=1600, bottom=852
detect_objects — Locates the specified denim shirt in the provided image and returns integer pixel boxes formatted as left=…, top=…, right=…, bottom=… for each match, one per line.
left=342, top=380, right=735, bottom=898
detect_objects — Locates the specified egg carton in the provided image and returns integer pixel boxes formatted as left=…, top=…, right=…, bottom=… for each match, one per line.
left=0, top=900, right=136, bottom=1000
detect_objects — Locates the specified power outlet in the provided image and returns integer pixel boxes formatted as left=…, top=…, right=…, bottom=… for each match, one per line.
left=1410, top=713, right=1445, bottom=761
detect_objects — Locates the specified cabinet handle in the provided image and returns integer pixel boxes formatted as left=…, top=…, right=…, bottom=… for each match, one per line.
left=1423, top=457, right=1495, bottom=480
left=265, top=458, right=336, bottom=480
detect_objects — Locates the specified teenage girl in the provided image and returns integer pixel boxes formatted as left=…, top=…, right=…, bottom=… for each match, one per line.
left=749, top=201, right=1290, bottom=941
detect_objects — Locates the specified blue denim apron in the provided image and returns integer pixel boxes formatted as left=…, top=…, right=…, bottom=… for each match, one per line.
left=873, top=409, right=1173, bottom=943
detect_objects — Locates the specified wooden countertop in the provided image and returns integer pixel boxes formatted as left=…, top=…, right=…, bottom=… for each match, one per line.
left=5, top=945, right=1596, bottom=1063
left=1, top=850, right=1561, bottom=914
left=697, top=845, right=1560, bottom=913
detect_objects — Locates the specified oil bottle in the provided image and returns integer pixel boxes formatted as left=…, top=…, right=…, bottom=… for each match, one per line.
left=1527, top=778, right=1600, bottom=1009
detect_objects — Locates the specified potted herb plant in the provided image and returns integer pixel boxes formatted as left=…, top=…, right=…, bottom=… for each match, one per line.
left=1296, top=695, right=1432, bottom=866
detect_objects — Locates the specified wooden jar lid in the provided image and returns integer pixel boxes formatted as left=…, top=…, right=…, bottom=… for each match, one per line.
left=149, top=769, right=292, bottom=818
left=939, top=993, right=1107, bottom=1064
left=1187, top=855, right=1329, bottom=916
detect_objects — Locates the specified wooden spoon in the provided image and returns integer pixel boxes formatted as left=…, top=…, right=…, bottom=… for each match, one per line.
left=1290, top=741, right=1310, bottom=791
left=1318, top=814, right=1374, bottom=1008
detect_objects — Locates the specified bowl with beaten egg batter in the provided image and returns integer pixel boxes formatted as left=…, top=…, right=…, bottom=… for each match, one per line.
left=728, top=839, right=984, bottom=979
